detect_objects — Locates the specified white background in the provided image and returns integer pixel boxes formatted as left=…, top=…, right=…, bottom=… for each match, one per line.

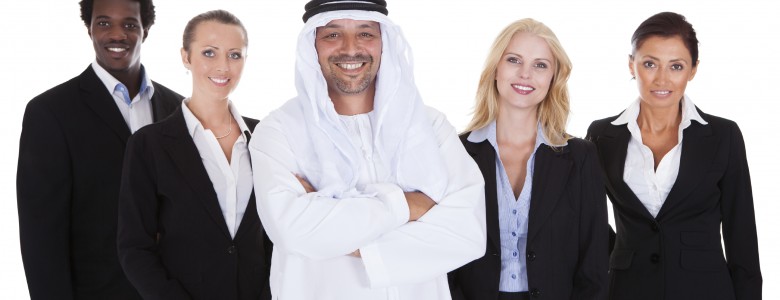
left=1, top=0, right=777, bottom=298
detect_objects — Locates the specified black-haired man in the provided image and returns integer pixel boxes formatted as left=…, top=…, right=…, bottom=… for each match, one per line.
left=17, top=0, right=182, bottom=298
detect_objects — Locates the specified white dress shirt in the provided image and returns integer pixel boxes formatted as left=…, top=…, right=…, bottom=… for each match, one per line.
left=250, top=107, right=486, bottom=300
left=92, top=61, right=154, bottom=133
left=182, top=99, right=252, bottom=238
left=611, top=95, right=707, bottom=217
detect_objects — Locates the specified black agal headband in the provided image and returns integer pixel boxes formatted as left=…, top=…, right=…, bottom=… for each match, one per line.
left=302, top=0, right=388, bottom=22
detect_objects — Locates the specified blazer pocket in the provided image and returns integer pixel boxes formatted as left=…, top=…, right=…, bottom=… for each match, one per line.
left=680, top=249, right=726, bottom=272
left=609, top=249, right=634, bottom=270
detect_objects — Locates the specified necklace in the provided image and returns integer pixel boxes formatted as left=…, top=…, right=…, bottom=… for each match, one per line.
left=214, top=111, right=232, bottom=139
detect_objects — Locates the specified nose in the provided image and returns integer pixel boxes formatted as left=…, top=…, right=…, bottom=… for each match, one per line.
left=518, top=65, right=531, bottom=79
left=654, top=67, right=670, bottom=85
left=341, top=36, right=359, bottom=56
left=108, top=25, right=127, bottom=41
left=216, top=56, right=230, bottom=72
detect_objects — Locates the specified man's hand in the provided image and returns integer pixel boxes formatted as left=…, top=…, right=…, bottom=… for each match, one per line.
left=405, top=192, right=436, bottom=221
left=295, top=174, right=316, bottom=193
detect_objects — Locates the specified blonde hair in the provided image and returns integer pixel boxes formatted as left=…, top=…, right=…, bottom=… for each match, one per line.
left=465, top=18, right=572, bottom=146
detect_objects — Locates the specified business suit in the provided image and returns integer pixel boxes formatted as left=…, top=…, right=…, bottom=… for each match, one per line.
left=117, top=107, right=272, bottom=300
left=17, top=66, right=182, bottom=299
left=449, top=133, right=608, bottom=300
left=586, top=108, right=762, bottom=300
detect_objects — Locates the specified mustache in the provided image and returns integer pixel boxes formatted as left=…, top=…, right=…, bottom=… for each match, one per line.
left=328, top=54, right=373, bottom=63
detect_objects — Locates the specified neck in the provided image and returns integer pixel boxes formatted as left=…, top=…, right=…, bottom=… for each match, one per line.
left=637, top=99, right=682, bottom=133
left=496, top=103, right=538, bottom=145
left=187, top=94, right=231, bottom=126
left=330, top=85, right=375, bottom=115
left=107, top=63, right=143, bottom=99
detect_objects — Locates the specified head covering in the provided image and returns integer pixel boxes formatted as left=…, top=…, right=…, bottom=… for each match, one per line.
left=302, top=0, right=388, bottom=22
left=275, top=9, right=448, bottom=200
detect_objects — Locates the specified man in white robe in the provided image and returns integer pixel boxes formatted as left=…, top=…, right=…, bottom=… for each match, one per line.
left=249, top=1, right=486, bottom=299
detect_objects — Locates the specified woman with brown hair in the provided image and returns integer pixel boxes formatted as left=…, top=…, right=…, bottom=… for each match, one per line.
left=587, top=11, right=762, bottom=300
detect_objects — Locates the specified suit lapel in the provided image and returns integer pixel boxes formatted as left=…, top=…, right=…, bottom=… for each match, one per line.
left=161, top=108, right=232, bottom=239
left=149, top=81, right=180, bottom=122
left=527, top=145, right=572, bottom=241
left=463, top=138, right=500, bottom=252
left=78, top=67, right=131, bottom=142
left=595, top=124, right=656, bottom=220
left=655, top=121, right=717, bottom=219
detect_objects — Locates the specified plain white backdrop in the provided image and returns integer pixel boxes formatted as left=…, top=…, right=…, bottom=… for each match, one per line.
left=1, top=0, right=777, bottom=298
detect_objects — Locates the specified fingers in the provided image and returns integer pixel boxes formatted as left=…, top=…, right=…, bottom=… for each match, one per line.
left=294, top=173, right=316, bottom=193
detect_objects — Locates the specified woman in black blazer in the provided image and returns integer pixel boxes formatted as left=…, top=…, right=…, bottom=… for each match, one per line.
left=117, top=10, right=271, bottom=300
left=586, top=12, right=762, bottom=300
left=448, top=18, right=608, bottom=300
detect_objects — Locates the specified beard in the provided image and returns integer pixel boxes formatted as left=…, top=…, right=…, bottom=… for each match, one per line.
left=326, top=54, right=376, bottom=94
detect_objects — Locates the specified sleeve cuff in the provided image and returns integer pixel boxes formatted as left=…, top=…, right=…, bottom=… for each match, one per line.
left=360, top=242, right=391, bottom=288
left=364, top=183, right=409, bottom=227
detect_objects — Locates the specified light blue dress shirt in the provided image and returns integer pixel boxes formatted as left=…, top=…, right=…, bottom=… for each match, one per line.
left=467, top=120, right=559, bottom=292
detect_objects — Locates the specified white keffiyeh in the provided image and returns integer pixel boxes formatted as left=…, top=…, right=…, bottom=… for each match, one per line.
left=277, top=10, right=447, bottom=200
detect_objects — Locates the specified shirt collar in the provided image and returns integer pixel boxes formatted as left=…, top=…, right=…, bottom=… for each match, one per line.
left=91, top=61, right=154, bottom=101
left=467, top=119, right=561, bottom=152
left=181, top=99, right=250, bottom=142
left=611, top=94, right=708, bottom=127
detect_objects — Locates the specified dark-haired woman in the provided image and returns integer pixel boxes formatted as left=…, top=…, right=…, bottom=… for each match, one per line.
left=117, top=10, right=271, bottom=300
left=587, top=12, right=762, bottom=300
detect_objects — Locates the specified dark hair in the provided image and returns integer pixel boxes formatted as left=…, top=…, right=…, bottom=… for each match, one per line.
left=631, top=12, right=698, bottom=66
left=79, top=0, right=156, bottom=29
left=182, top=10, right=248, bottom=55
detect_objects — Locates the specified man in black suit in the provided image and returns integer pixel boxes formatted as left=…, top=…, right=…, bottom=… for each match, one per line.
left=16, top=0, right=182, bottom=298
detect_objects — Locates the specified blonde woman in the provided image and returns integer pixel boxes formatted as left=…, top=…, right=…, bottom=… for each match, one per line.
left=448, top=19, right=608, bottom=300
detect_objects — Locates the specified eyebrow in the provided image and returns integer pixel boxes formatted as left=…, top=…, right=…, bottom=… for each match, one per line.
left=320, top=22, right=379, bottom=30
left=94, top=15, right=140, bottom=23
left=505, top=52, right=553, bottom=63
left=641, top=55, right=689, bottom=64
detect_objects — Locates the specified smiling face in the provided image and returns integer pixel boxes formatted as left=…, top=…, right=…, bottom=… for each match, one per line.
left=495, top=32, right=555, bottom=112
left=314, top=19, right=382, bottom=98
left=181, top=21, right=247, bottom=101
left=630, top=35, right=698, bottom=110
left=88, top=0, right=147, bottom=78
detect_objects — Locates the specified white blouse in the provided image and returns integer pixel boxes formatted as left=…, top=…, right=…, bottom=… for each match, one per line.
left=611, top=95, right=707, bottom=217
left=182, top=100, right=252, bottom=238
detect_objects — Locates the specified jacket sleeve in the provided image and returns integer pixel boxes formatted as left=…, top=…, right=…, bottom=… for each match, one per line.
left=571, top=141, right=609, bottom=299
left=719, top=123, right=762, bottom=300
left=585, top=121, right=617, bottom=256
left=116, top=132, right=192, bottom=300
left=249, top=114, right=412, bottom=261
left=358, top=111, right=487, bottom=288
left=17, top=99, right=75, bottom=299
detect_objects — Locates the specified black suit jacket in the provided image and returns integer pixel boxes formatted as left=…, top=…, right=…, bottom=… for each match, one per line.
left=449, top=133, right=608, bottom=300
left=17, top=66, right=182, bottom=300
left=586, top=108, right=762, bottom=300
left=117, top=107, right=272, bottom=300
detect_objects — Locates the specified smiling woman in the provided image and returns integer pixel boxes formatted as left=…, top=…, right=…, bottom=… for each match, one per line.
left=116, top=9, right=272, bottom=300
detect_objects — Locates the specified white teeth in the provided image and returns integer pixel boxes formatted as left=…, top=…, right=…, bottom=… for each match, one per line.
left=209, top=77, right=228, bottom=84
left=107, top=48, right=126, bottom=53
left=338, top=63, right=363, bottom=70
left=654, top=90, right=671, bottom=95
left=512, top=84, right=534, bottom=91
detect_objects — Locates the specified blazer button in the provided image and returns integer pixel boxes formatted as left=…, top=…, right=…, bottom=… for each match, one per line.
left=227, top=245, right=237, bottom=255
left=650, top=253, right=660, bottom=263
left=651, top=223, right=660, bottom=232
left=526, top=251, right=536, bottom=261
left=530, top=288, right=541, bottom=297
